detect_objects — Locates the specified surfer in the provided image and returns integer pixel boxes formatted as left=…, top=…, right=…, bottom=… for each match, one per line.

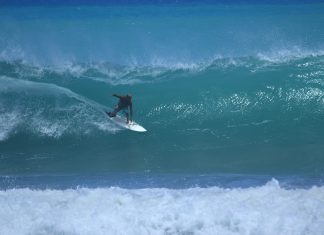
left=107, top=94, right=133, bottom=124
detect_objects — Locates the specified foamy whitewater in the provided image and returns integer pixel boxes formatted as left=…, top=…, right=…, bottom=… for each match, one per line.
left=1, top=1, right=324, bottom=234
left=0, top=179, right=324, bottom=235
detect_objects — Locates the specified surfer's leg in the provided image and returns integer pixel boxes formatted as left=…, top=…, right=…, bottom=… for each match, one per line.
left=126, top=112, right=129, bottom=124
left=109, top=106, right=121, bottom=117
left=122, top=109, right=129, bottom=124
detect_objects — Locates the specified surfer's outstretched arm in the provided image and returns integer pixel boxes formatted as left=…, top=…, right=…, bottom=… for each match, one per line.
left=113, top=94, right=122, bottom=99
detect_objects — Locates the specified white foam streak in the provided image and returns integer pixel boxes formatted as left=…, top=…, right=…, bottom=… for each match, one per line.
left=0, top=46, right=27, bottom=63
left=31, top=118, right=68, bottom=138
left=257, top=47, right=324, bottom=63
left=0, top=76, right=119, bottom=140
left=0, top=111, right=20, bottom=141
left=1, top=48, right=324, bottom=87
left=0, top=179, right=323, bottom=235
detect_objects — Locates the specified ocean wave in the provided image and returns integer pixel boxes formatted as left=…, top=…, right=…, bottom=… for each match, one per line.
left=0, top=51, right=323, bottom=142
left=147, top=86, right=324, bottom=123
left=256, top=47, right=324, bottom=63
left=0, top=179, right=323, bottom=235
left=1, top=52, right=323, bottom=85
left=0, top=76, right=120, bottom=141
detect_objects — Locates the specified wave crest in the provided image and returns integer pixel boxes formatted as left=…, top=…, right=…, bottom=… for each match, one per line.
left=1, top=52, right=324, bottom=85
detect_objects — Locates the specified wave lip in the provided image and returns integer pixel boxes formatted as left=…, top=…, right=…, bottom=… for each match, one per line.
left=2, top=50, right=324, bottom=82
left=1, top=46, right=324, bottom=86
left=256, top=47, right=324, bottom=63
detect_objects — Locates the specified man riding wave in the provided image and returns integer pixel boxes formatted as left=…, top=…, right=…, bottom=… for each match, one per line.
left=107, top=94, right=133, bottom=124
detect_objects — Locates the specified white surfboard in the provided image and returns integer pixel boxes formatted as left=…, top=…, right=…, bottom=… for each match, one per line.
left=106, top=112, right=147, bottom=132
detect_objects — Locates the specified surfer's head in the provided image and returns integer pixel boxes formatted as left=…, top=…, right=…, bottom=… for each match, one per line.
left=127, top=94, right=132, bottom=98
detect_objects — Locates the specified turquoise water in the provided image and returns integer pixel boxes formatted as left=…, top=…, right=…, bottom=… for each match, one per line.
left=0, top=2, right=324, bottom=234
left=1, top=56, right=324, bottom=175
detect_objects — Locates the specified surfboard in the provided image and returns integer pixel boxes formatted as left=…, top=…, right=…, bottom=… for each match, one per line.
left=105, top=112, right=147, bottom=132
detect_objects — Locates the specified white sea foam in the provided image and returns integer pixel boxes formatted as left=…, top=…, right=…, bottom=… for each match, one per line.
left=31, top=118, right=68, bottom=138
left=0, top=179, right=323, bottom=235
left=285, top=87, right=324, bottom=105
left=0, top=111, right=20, bottom=141
left=92, top=121, right=120, bottom=133
left=0, top=76, right=120, bottom=140
left=1, top=47, right=324, bottom=87
left=0, top=45, right=27, bottom=63
left=256, top=47, right=324, bottom=63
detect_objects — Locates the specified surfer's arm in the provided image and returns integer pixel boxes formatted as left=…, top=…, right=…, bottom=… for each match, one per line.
left=113, top=94, right=122, bottom=99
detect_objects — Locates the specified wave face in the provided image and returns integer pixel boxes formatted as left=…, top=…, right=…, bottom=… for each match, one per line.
left=1, top=4, right=324, bottom=176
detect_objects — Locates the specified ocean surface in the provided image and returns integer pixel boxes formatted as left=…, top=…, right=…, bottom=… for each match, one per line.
left=1, top=1, right=324, bottom=234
